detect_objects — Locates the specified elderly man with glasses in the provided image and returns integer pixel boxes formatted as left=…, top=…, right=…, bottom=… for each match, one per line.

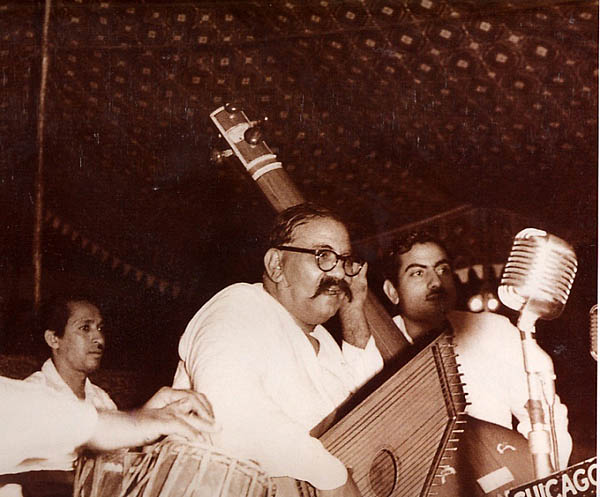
left=173, top=203, right=383, bottom=496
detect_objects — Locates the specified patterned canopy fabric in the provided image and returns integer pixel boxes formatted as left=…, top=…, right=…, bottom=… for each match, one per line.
left=0, top=0, right=597, bottom=294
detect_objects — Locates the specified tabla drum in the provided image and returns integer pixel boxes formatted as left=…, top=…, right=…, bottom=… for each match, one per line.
left=73, top=437, right=275, bottom=497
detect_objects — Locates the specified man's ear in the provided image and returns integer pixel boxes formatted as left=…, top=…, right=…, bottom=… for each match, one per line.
left=383, top=279, right=399, bottom=305
left=264, top=248, right=285, bottom=283
left=44, top=329, right=60, bottom=350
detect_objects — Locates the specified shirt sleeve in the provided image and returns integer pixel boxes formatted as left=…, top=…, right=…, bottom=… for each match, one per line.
left=90, top=385, right=118, bottom=411
left=341, top=335, right=384, bottom=391
left=454, top=311, right=573, bottom=470
left=509, top=343, right=573, bottom=470
left=0, top=378, right=98, bottom=474
left=177, top=292, right=348, bottom=490
left=513, top=395, right=572, bottom=469
left=22, top=370, right=44, bottom=385
left=482, top=313, right=572, bottom=470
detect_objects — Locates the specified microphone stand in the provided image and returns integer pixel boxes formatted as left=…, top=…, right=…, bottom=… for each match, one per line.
left=517, top=309, right=557, bottom=479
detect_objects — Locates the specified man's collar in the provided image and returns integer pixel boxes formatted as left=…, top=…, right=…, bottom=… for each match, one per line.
left=391, top=315, right=414, bottom=345
left=43, top=357, right=94, bottom=399
left=42, top=358, right=75, bottom=394
left=391, top=314, right=453, bottom=347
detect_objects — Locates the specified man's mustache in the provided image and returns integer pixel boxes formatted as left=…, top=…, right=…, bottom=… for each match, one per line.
left=90, top=342, right=104, bottom=352
left=426, top=288, right=447, bottom=300
left=312, top=276, right=353, bottom=302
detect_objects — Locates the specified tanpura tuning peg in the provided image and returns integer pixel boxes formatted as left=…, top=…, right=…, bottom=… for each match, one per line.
left=224, top=103, right=239, bottom=114
left=210, top=148, right=233, bottom=164
left=244, top=126, right=263, bottom=145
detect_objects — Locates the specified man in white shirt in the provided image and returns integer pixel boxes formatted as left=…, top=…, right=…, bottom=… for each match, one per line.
left=380, top=231, right=572, bottom=477
left=23, top=297, right=117, bottom=473
left=0, top=378, right=216, bottom=476
left=174, top=203, right=384, bottom=496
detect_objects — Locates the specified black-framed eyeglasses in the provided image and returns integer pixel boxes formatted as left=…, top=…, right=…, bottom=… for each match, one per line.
left=277, top=246, right=364, bottom=277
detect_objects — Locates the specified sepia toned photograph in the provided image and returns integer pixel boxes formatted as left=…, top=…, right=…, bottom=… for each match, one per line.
left=0, top=1, right=597, bottom=496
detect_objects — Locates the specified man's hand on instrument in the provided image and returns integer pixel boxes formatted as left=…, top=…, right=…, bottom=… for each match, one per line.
left=129, top=405, right=211, bottom=445
left=317, top=472, right=363, bottom=497
left=86, top=388, right=219, bottom=452
left=138, top=387, right=219, bottom=442
left=143, top=386, right=215, bottom=425
left=339, top=263, right=371, bottom=349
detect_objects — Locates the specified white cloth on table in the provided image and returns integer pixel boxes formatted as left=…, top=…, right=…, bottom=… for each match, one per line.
left=20, top=358, right=116, bottom=471
left=0, top=376, right=97, bottom=475
left=392, top=310, right=572, bottom=469
left=173, top=282, right=383, bottom=490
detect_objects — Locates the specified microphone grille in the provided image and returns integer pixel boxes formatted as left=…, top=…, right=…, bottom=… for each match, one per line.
left=591, top=304, right=598, bottom=361
left=498, top=228, right=578, bottom=319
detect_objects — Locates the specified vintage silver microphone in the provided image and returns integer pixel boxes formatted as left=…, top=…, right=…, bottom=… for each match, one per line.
left=498, top=228, right=577, bottom=478
left=498, top=228, right=578, bottom=326
left=590, top=304, right=598, bottom=361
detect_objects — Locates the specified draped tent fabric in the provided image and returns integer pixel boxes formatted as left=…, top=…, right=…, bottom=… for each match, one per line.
left=45, top=208, right=183, bottom=298
left=42, top=203, right=543, bottom=300
left=0, top=0, right=596, bottom=299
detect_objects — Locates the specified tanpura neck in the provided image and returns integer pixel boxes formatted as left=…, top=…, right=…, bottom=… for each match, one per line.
left=52, top=357, right=87, bottom=400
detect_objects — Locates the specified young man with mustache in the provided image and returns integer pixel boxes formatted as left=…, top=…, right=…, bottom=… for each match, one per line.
left=23, top=296, right=117, bottom=471
left=173, top=203, right=383, bottom=496
left=381, top=231, right=573, bottom=487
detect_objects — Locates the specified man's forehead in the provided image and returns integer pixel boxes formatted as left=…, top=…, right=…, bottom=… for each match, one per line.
left=68, top=301, right=102, bottom=321
left=398, top=242, right=449, bottom=270
left=290, top=217, right=350, bottom=247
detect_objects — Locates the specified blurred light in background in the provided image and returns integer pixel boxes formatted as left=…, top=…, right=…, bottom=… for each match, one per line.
left=456, top=263, right=503, bottom=314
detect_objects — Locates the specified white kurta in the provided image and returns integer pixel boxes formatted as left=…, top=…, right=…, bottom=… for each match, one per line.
left=393, top=310, right=572, bottom=469
left=0, top=376, right=97, bottom=475
left=173, top=282, right=383, bottom=490
left=21, top=358, right=117, bottom=471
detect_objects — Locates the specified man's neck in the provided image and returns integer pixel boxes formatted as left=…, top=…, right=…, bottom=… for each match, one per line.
left=52, top=358, right=87, bottom=400
left=262, top=277, right=320, bottom=353
left=403, top=316, right=446, bottom=344
left=282, top=308, right=320, bottom=355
